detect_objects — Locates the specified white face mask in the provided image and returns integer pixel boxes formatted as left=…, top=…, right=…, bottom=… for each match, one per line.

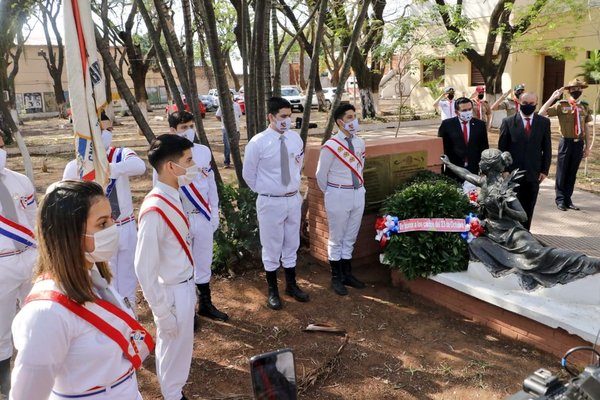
left=178, top=128, right=196, bottom=142
left=274, top=117, right=292, bottom=132
left=458, top=110, right=473, bottom=122
left=0, top=148, right=6, bottom=171
left=101, top=130, right=112, bottom=150
left=173, top=162, right=199, bottom=187
left=85, top=224, right=120, bottom=263
left=343, top=119, right=360, bottom=135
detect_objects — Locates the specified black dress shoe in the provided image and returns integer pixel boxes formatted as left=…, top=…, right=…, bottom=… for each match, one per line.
left=567, top=204, right=580, bottom=210
left=557, top=204, right=567, bottom=211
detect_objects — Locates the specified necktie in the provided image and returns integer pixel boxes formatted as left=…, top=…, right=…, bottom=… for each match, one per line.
left=569, top=100, right=580, bottom=136
left=345, top=136, right=361, bottom=189
left=107, top=183, right=121, bottom=220
left=462, top=121, right=469, bottom=145
left=0, top=176, right=27, bottom=251
left=279, top=135, right=291, bottom=186
left=90, top=268, right=122, bottom=308
left=524, top=118, right=531, bottom=136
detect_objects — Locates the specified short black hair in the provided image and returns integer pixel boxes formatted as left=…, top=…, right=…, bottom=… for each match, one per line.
left=267, top=97, right=292, bottom=116
left=454, top=97, right=473, bottom=110
left=333, top=103, right=356, bottom=122
left=148, top=133, right=194, bottom=171
left=168, top=111, right=194, bottom=129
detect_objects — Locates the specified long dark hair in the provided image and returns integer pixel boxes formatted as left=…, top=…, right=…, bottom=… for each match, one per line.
left=36, top=180, right=112, bottom=304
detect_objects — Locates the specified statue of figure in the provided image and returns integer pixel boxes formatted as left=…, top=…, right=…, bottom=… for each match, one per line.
left=441, top=149, right=600, bottom=291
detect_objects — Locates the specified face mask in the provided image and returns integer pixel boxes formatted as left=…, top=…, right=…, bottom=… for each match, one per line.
left=0, top=148, right=6, bottom=171
left=515, top=91, right=524, bottom=99
left=570, top=90, right=582, bottom=100
left=447, top=94, right=454, bottom=100
left=477, top=94, right=484, bottom=100
left=458, top=110, right=473, bottom=122
left=173, top=162, right=199, bottom=187
left=274, top=117, right=292, bottom=132
left=178, top=128, right=196, bottom=142
left=520, top=103, right=536, bottom=116
left=85, top=224, right=120, bottom=263
left=101, top=129, right=112, bottom=150
left=343, top=119, right=359, bottom=135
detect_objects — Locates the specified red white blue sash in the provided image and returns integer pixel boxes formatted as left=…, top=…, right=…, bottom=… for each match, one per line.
left=139, top=193, right=194, bottom=266
left=0, top=214, right=36, bottom=248
left=322, top=137, right=364, bottom=185
left=106, top=147, right=123, bottom=197
left=180, top=182, right=211, bottom=221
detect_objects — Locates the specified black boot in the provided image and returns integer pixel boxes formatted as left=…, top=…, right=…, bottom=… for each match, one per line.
left=341, top=259, right=366, bottom=289
left=266, top=270, right=282, bottom=310
left=0, top=357, right=10, bottom=398
left=284, top=267, right=310, bottom=302
left=197, top=283, right=229, bottom=321
left=330, top=260, right=348, bottom=296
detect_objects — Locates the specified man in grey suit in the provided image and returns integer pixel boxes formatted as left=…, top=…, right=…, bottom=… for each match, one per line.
left=498, top=92, right=552, bottom=230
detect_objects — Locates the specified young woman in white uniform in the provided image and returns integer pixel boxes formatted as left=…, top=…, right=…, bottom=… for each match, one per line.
left=10, top=180, right=144, bottom=400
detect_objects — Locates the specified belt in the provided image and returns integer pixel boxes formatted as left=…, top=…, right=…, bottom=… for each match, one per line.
left=52, top=368, right=134, bottom=398
left=327, top=182, right=363, bottom=190
left=178, top=275, right=194, bottom=284
left=561, top=137, right=581, bottom=142
left=0, top=248, right=26, bottom=258
left=115, top=214, right=135, bottom=226
left=259, top=191, right=298, bottom=198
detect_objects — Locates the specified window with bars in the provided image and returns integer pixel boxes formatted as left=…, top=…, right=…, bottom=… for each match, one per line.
left=470, top=63, right=485, bottom=86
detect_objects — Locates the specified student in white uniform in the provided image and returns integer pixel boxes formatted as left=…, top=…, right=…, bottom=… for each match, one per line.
left=10, top=180, right=150, bottom=400
left=167, top=111, right=227, bottom=321
left=0, top=137, right=37, bottom=398
left=242, top=97, right=309, bottom=310
left=433, top=87, right=456, bottom=120
left=135, top=134, right=197, bottom=400
left=63, top=113, right=145, bottom=307
left=316, top=104, right=367, bottom=296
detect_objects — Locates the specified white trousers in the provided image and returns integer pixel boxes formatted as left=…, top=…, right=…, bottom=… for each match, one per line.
left=0, top=249, right=36, bottom=360
left=154, top=279, right=196, bottom=400
left=256, top=193, right=302, bottom=272
left=324, top=187, right=365, bottom=261
left=109, top=221, right=138, bottom=305
left=189, top=213, right=214, bottom=284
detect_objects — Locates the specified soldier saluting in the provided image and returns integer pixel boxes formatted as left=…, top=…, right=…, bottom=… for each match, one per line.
left=539, top=79, right=592, bottom=211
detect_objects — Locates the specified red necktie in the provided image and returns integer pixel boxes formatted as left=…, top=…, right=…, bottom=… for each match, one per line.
left=569, top=99, right=580, bottom=135
left=524, top=118, right=531, bottom=136
left=462, top=121, right=468, bottom=145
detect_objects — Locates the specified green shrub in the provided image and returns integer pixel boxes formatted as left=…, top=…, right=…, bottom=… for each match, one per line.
left=212, top=184, right=261, bottom=274
left=380, top=173, right=473, bottom=280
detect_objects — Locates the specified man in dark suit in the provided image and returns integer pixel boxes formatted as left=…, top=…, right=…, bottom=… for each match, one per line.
left=498, top=92, right=552, bottom=230
left=438, top=97, right=489, bottom=182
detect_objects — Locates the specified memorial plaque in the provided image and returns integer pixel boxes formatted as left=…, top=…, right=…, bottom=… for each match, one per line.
left=363, top=150, right=428, bottom=212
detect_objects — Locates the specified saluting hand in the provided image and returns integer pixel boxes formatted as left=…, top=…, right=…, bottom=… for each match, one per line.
left=551, top=87, right=565, bottom=100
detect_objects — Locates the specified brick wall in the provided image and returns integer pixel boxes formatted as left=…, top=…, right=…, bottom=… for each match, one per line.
left=391, top=270, right=593, bottom=366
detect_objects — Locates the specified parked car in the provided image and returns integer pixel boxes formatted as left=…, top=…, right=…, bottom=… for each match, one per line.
left=165, top=96, right=206, bottom=118
left=199, top=95, right=219, bottom=112
left=310, top=87, right=350, bottom=109
left=281, top=86, right=305, bottom=112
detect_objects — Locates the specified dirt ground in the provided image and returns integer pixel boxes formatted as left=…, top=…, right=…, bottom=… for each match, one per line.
left=6, top=112, right=572, bottom=399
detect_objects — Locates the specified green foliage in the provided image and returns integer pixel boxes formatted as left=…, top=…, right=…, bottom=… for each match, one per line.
left=212, top=184, right=261, bottom=274
left=578, top=50, right=600, bottom=85
left=380, top=173, right=473, bottom=280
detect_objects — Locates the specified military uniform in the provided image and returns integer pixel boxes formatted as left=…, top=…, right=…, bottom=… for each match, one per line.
left=473, top=98, right=491, bottom=124
left=496, top=97, right=520, bottom=117
left=547, top=99, right=592, bottom=208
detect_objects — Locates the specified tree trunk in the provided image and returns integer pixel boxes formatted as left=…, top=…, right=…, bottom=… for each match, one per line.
left=95, top=29, right=155, bottom=144
left=323, top=0, right=371, bottom=142
left=251, top=0, right=268, bottom=133
left=359, top=88, right=376, bottom=119
left=299, top=46, right=307, bottom=90
left=299, top=0, right=327, bottom=146
left=225, top=53, right=240, bottom=91
left=101, top=0, right=114, bottom=121
left=263, top=0, right=272, bottom=101
left=195, top=0, right=247, bottom=187
left=271, top=2, right=282, bottom=97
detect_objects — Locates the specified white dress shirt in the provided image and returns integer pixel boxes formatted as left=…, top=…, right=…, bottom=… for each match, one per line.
left=439, top=99, right=455, bottom=120
left=10, top=279, right=138, bottom=399
left=316, top=131, right=366, bottom=192
left=63, top=147, right=146, bottom=218
left=135, top=181, right=193, bottom=320
left=216, top=102, right=242, bottom=131
left=0, top=168, right=36, bottom=253
left=243, top=127, right=304, bottom=195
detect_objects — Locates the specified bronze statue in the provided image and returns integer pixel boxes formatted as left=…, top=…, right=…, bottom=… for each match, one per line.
left=441, top=149, right=600, bottom=291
